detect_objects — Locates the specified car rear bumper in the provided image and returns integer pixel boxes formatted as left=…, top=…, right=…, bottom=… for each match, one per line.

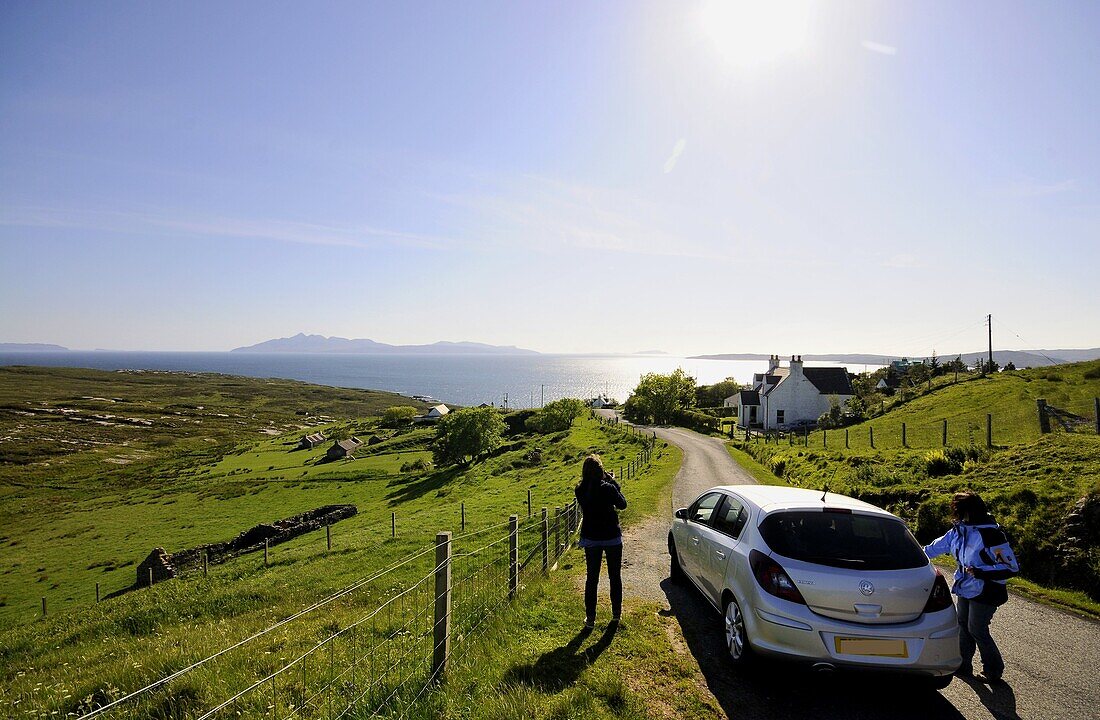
left=747, top=600, right=961, bottom=676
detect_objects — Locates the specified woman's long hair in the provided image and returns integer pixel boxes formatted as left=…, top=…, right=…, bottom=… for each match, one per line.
left=578, top=454, right=606, bottom=493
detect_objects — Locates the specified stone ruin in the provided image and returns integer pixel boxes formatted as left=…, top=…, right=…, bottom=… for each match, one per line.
left=142, top=504, right=358, bottom=585
left=136, top=547, right=175, bottom=587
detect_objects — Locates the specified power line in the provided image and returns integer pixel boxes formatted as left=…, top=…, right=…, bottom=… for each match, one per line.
left=991, top=318, right=1061, bottom=366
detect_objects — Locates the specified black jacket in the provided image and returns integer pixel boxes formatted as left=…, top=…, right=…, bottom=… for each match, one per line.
left=576, top=475, right=627, bottom=541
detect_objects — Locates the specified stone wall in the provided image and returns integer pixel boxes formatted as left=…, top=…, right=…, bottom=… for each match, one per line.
left=157, top=504, right=358, bottom=575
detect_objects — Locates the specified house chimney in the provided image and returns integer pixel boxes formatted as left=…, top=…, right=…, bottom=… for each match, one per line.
left=790, top=355, right=804, bottom=376
left=768, top=354, right=780, bottom=373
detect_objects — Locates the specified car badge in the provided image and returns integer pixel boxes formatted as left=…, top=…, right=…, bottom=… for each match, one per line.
left=859, top=580, right=875, bottom=596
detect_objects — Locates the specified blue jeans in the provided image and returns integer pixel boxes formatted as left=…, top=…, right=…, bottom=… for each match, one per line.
left=957, top=596, right=1004, bottom=678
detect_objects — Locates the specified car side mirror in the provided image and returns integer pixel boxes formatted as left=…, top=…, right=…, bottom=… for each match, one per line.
left=674, top=508, right=688, bottom=520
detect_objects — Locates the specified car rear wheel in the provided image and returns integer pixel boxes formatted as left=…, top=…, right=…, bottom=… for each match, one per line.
left=723, top=595, right=751, bottom=664
left=925, top=674, right=953, bottom=691
left=669, top=535, right=685, bottom=583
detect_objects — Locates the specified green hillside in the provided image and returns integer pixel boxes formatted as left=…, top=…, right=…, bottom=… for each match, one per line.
left=0, top=367, right=678, bottom=718
left=734, top=360, right=1100, bottom=608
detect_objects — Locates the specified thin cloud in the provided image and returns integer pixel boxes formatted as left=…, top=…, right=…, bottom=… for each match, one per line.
left=881, top=253, right=921, bottom=269
left=0, top=206, right=451, bottom=250
left=1005, top=178, right=1076, bottom=197
left=862, top=40, right=897, bottom=56
left=663, top=138, right=687, bottom=174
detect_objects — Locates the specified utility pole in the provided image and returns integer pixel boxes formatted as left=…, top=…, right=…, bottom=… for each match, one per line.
left=503, top=393, right=508, bottom=411
left=541, top=384, right=545, bottom=408
left=987, top=313, right=993, bottom=374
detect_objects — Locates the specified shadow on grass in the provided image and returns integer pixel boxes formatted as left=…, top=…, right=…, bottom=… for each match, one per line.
left=385, top=465, right=464, bottom=504
left=501, top=623, right=617, bottom=692
left=660, top=577, right=966, bottom=720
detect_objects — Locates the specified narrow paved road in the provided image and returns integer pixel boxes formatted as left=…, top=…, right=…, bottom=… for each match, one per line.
left=599, top=412, right=1100, bottom=720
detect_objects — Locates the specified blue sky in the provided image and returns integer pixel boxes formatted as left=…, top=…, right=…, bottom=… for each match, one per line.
left=2, top=1, right=1098, bottom=355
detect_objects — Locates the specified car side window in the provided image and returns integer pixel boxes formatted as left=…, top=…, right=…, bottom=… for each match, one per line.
left=713, top=496, right=748, bottom=539
left=688, top=492, right=722, bottom=525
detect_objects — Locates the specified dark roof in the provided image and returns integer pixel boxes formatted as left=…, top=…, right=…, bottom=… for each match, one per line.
left=335, top=438, right=362, bottom=452
left=738, top=390, right=760, bottom=405
left=803, top=367, right=854, bottom=395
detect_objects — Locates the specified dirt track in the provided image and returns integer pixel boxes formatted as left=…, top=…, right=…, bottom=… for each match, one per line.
left=598, top=412, right=1100, bottom=720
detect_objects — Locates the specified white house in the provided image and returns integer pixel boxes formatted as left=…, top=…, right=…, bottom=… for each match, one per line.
left=413, top=404, right=450, bottom=423
left=736, top=355, right=854, bottom=430
left=589, top=396, right=615, bottom=409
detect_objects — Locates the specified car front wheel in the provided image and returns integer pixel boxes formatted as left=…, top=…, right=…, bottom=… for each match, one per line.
left=724, top=595, right=751, bottom=664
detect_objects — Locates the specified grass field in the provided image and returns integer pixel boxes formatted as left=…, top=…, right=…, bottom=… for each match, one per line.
left=730, top=360, right=1100, bottom=611
left=0, top=367, right=677, bottom=718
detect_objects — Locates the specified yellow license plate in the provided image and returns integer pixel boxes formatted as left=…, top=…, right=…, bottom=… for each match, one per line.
left=834, top=637, right=908, bottom=658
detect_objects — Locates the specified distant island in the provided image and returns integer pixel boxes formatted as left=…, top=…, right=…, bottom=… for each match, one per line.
left=231, top=333, right=540, bottom=355
left=633, top=350, right=669, bottom=356
left=0, top=343, right=69, bottom=353
left=688, top=349, right=1100, bottom=368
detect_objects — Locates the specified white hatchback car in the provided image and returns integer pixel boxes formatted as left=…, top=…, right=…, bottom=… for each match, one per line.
left=669, top=485, right=961, bottom=687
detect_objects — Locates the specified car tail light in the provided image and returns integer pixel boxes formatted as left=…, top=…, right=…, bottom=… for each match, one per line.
left=923, top=569, right=953, bottom=613
left=750, top=549, right=806, bottom=604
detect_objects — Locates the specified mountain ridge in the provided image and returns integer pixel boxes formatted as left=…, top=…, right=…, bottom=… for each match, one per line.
left=230, top=333, right=540, bottom=355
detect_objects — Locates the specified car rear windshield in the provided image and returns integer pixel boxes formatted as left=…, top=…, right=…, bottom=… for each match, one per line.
left=759, top=511, right=928, bottom=571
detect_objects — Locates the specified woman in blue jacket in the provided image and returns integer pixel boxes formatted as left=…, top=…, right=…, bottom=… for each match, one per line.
left=575, top=454, right=627, bottom=628
left=924, top=491, right=1019, bottom=683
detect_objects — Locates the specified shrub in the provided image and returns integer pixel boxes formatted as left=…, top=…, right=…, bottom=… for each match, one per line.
left=382, top=406, right=419, bottom=426
left=924, top=450, right=963, bottom=477
left=525, top=398, right=586, bottom=434
left=399, top=458, right=431, bottom=473
left=770, top=457, right=787, bottom=478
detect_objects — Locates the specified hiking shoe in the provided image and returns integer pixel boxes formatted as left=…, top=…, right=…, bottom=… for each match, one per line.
left=584, top=617, right=596, bottom=629
left=975, top=672, right=1003, bottom=684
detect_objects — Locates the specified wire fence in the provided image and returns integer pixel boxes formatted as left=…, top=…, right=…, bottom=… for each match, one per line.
left=592, top=411, right=657, bottom=481
left=73, top=503, right=582, bottom=720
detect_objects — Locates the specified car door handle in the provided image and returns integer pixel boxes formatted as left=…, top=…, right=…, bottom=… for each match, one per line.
left=715, top=550, right=726, bottom=559
left=691, top=537, right=700, bottom=545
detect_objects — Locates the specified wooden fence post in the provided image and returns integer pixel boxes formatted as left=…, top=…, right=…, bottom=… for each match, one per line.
left=509, top=515, right=519, bottom=600
left=823, top=429, right=827, bottom=448
left=943, top=419, right=948, bottom=447
left=1095, top=398, right=1099, bottom=435
left=541, top=507, right=549, bottom=574
left=41, top=597, right=46, bottom=617
left=391, top=512, right=396, bottom=538
left=986, top=414, right=993, bottom=448
left=527, top=489, right=532, bottom=518
left=461, top=502, right=466, bottom=532
left=554, top=506, right=562, bottom=560
left=902, top=423, right=907, bottom=448
left=870, top=426, right=875, bottom=449
left=432, top=531, right=452, bottom=681
left=96, top=582, right=100, bottom=603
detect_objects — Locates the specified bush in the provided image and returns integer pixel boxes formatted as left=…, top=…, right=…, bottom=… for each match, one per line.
left=382, top=406, right=419, bottom=426
left=400, top=458, right=431, bottom=473
left=525, top=398, right=586, bottom=434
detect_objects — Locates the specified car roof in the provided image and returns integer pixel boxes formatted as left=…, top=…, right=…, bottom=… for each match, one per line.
left=709, top=484, right=895, bottom=518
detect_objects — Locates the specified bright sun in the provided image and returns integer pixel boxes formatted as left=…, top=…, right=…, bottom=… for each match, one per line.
left=699, top=0, right=811, bottom=67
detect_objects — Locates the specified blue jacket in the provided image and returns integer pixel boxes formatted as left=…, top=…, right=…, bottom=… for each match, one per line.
left=923, top=515, right=1019, bottom=603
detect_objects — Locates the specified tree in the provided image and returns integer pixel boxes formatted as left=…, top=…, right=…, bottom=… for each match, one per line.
left=622, top=369, right=696, bottom=424
left=432, top=407, right=506, bottom=466
left=694, top=377, right=743, bottom=408
left=526, top=398, right=586, bottom=433
left=1003, top=361, right=1017, bottom=372
left=929, top=351, right=942, bottom=377
left=382, top=406, right=419, bottom=426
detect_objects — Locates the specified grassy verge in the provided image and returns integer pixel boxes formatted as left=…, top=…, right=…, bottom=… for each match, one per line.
left=418, top=568, right=717, bottom=720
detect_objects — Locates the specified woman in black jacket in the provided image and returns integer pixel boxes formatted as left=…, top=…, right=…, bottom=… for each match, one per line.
left=575, top=454, right=627, bottom=628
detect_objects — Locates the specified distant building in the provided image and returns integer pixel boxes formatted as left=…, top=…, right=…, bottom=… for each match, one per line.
left=298, top=432, right=326, bottom=450
left=735, top=355, right=854, bottom=430
left=326, top=437, right=362, bottom=460
left=589, top=396, right=615, bottom=409
left=413, top=404, right=450, bottom=423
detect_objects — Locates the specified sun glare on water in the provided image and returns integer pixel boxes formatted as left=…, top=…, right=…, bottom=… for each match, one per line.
left=699, top=0, right=811, bottom=67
